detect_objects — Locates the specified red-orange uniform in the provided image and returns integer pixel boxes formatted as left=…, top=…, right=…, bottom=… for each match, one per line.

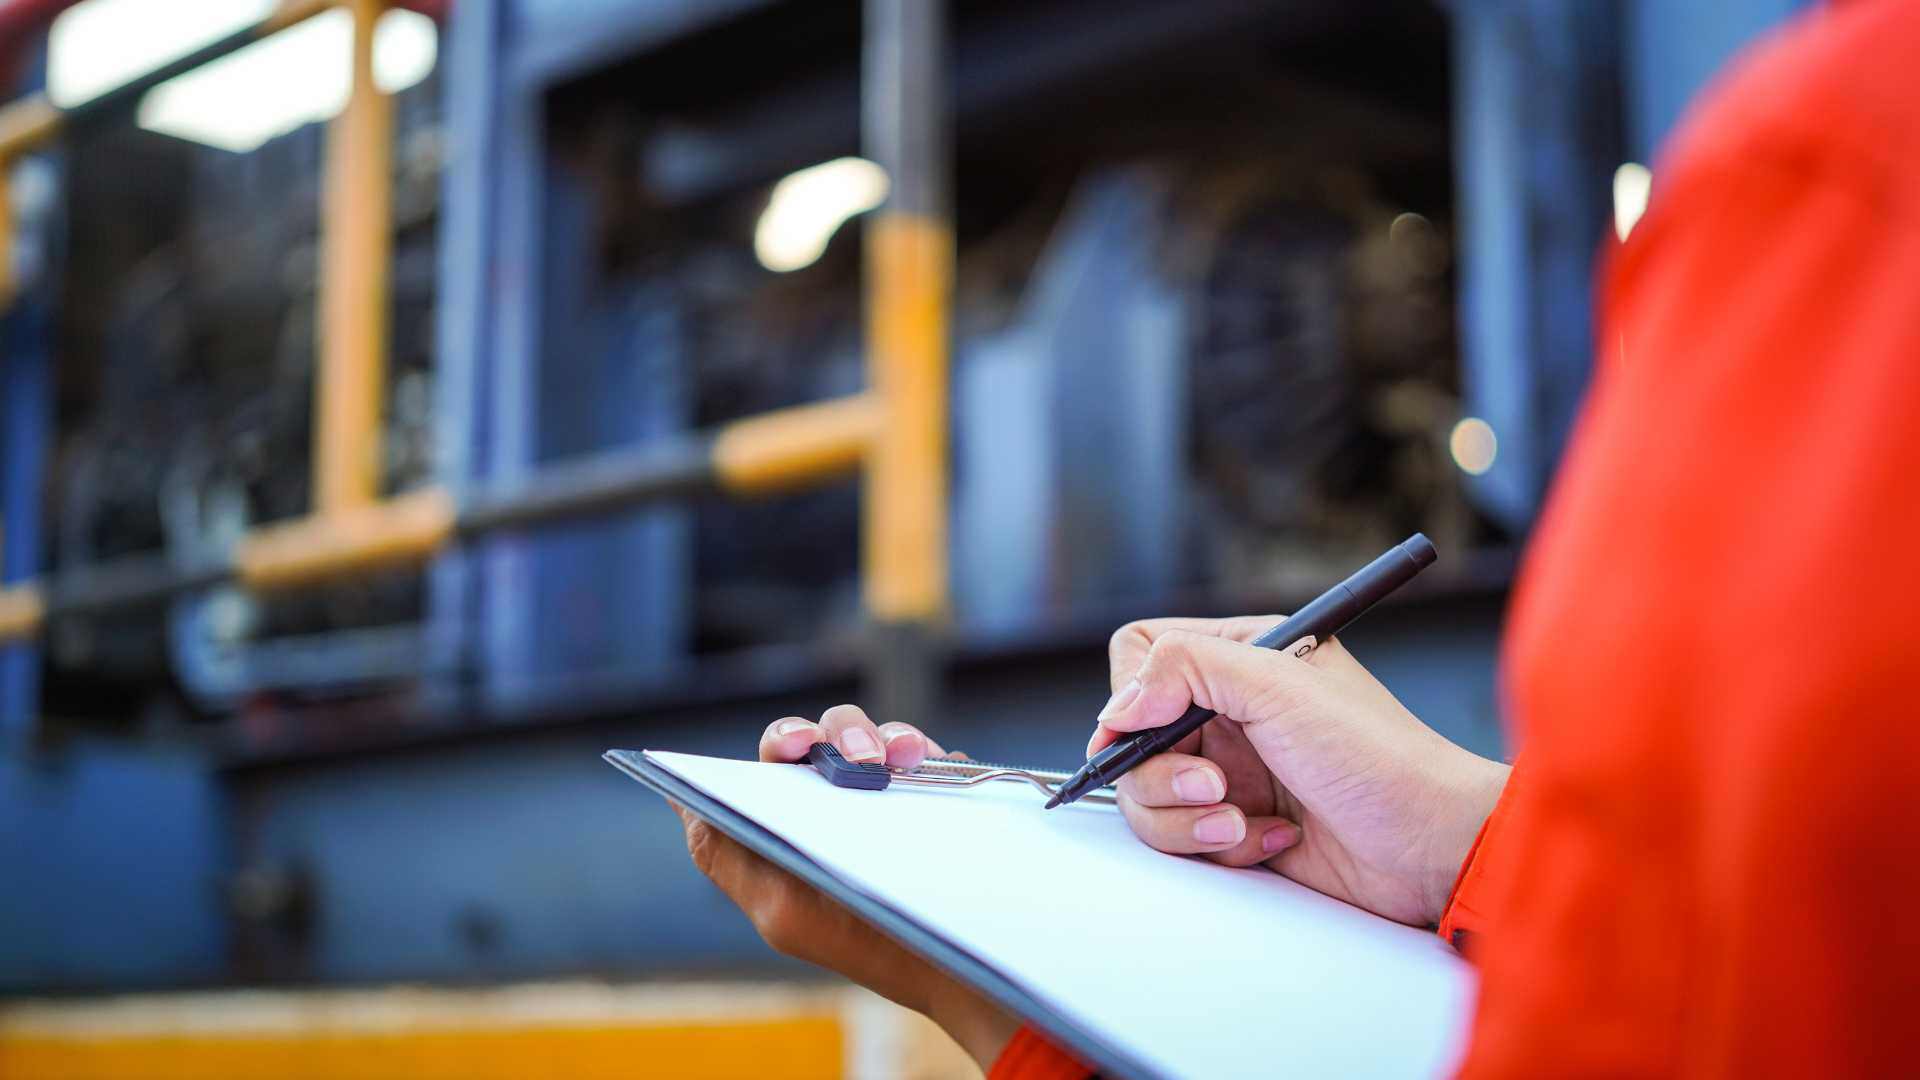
left=994, top=0, right=1920, bottom=1075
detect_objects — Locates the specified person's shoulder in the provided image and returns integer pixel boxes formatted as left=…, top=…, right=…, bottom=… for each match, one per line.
left=1658, top=1, right=1920, bottom=216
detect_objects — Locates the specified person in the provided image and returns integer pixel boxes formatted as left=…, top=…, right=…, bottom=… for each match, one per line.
left=678, top=0, right=1920, bottom=1074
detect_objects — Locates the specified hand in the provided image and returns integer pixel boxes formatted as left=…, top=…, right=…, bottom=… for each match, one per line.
left=1093, top=616, right=1509, bottom=926
left=677, top=704, right=1019, bottom=1069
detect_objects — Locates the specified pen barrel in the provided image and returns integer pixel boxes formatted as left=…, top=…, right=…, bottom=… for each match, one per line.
left=1132, top=702, right=1218, bottom=757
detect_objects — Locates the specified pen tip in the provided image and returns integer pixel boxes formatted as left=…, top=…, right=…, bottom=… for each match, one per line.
left=1042, top=793, right=1063, bottom=810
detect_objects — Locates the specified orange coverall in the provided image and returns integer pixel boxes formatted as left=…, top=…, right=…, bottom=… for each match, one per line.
left=995, top=0, right=1920, bottom=1074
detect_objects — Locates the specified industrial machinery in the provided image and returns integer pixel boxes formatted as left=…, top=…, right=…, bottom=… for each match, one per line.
left=49, top=73, right=446, bottom=720
left=37, top=0, right=1482, bottom=734
left=0, top=0, right=1795, bottom=1009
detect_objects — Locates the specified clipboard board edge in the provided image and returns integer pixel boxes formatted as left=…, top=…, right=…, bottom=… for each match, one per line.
left=604, top=747, right=1161, bottom=1080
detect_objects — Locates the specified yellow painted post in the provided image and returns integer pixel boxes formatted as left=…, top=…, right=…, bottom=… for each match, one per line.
left=863, top=220, right=950, bottom=623
left=313, top=0, right=393, bottom=514
left=862, top=0, right=951, bottom=724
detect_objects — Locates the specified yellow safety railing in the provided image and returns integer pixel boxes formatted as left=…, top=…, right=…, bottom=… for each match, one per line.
left=0, top=0, right=948, bottom=661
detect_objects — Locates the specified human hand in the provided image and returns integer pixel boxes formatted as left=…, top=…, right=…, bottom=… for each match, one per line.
left=1093, top=616, right=1508, bottom=926
left=677, top=704, right=1019, bottom=1068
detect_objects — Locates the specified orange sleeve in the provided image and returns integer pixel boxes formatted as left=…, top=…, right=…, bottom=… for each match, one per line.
left=987, top=1025, right=1097, bottom=1080
left=1435, top=757, right=1525, bottom=953
left=1455, top=4, right=1920, bottom=1074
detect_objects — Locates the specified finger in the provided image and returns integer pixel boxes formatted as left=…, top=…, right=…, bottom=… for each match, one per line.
left=1114, top=752, right=1227, bottom=808
left=818, top=703, right=886, bottom=763
left=1201, top=816, right=1303, bottom=868
left=1088, top=635, right=1316, bottom=755
left=1107, top=615, right=1288, bottom=693
left=1086, top=717, right=1202, bottom=758
left=680, top=808, right=749, bottom=891
left=1097, top=629, right=1322, bottom=734
left=1117, top=794, right=1248, bottom=855
left=759, top=716, right=827, bottom=763
left=875, top=721, right=936, bottom=769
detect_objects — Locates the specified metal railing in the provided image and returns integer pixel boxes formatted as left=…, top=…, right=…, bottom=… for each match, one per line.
left=0, top=0, right=952, bottom=720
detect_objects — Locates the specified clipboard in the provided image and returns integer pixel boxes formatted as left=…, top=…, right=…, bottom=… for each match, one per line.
left=606, top=747, right=1472, bottom=1080
left=604, top=747, right=1149, bottom=1078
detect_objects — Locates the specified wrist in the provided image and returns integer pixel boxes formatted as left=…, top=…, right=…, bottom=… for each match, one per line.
left=925, top=976, right=1021, bottom=1071
left=1417, top=751, right=1511, bottom=925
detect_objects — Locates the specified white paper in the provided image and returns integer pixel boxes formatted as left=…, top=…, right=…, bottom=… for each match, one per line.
left=642, top=750, right=1474, bottom=1080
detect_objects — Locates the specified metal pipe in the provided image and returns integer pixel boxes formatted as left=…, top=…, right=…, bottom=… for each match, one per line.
left=49, top=553, right=228, bottom=617
left=711, top=393, right=881, bottom=495
left=458, top=442, right=716, bottom=539
left=0, top=396, right=877, bottom=642
left=861, top=0, right=951, bottom=625
left=861, top=0, right=952, bottom=727
left=312, top=0, right=393, bottom=514
left=238, top=487, right=455, bottom=591
left=462, top=393, right=879, bottom=536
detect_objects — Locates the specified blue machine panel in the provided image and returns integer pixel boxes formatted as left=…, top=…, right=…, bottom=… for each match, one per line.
left=0, top=742, right=227, bottom=990
left=955, top=172, right=1186, bottom=630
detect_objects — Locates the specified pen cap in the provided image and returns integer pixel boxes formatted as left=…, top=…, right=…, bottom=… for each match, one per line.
left=1247, top=533, right=1435, bottom=651
left=1346, top=533, right=1436, bottom=608
left=1402, top=533, right=1437, bottom=570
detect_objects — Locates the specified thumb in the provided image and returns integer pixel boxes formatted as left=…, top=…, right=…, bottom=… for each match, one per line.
left=1096, top=629, right=1320, bottom=735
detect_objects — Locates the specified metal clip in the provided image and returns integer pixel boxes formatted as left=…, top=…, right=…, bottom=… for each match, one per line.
left=890, top=758, right=1118, bottom=805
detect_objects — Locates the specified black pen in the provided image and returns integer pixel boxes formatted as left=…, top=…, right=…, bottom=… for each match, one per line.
left=1044, top=534, right=1437, bottom=809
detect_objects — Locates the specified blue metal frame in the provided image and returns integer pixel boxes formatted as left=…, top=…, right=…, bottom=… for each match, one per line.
left=0, top=741, right=228, bottom=990
left=0, top=302, right=51, bottom=740
left=508, top=0, right=767, bottom=88
left=0, top=54, right=55, bottom=741
left=1449, top=0, right=1815, bottom=532
left=1449, top=0, right=1621, bottom=532
left=1623, top=0, right=1811, bottom=164
left=432, top=0, right=704, bottom=718
left=426, top=0, right=506, bottom=714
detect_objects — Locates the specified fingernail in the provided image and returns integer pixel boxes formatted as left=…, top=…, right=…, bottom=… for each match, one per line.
left=840, top=727, right=881, bottom=761
left=1172, top=767, right=1224, bottom=804
left=1261, top=824, right=1299, bottom=853
left=1291, top=635, right=1317, bottom=659
left=776, top=719, right=811, bottom=737
left=1194, top=810, right=1243, bottom=846
left=881, top=727, right=915, bottom=745
left=1097, top=680, right=1142, bottom=722
left=1085, top=729, right=1103, bottom=759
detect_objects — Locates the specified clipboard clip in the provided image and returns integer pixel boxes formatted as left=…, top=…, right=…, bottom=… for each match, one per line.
left=807, top=744, right=1117, bottom=804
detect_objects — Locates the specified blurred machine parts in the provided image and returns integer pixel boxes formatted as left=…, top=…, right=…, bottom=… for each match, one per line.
left=37, top=0, right=1484, bottom=732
